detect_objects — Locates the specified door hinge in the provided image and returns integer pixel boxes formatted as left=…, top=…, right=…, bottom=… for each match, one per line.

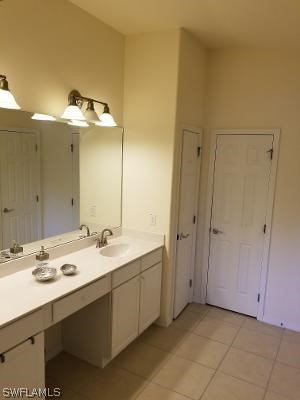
left=35, top=144, right=38, bottom=152
left=70, top=144, right=74, bottom=153
left=71, top=198, right=74, bottom=206
left=197, top=146, right=201, bottom=157
left=263, top=224, right=267, bottom=234
left=267, top=148, right=273, bottom=160
left=36, top=195, right=39, bottom=203
left=193, top=215, right=196, bottom=224
left=189, top=279, right=193, bottom=288
left=257, top=293, right=261, bottom=303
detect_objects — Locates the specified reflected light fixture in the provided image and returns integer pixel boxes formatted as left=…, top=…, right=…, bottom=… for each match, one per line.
left=62, top=90, right=117, bottom=127
left=84, top=100, right=100, bottom=123
left=31, top=113, right=56, bottom=121
left=0, top=74, right=21, bottom=110
left=67, top=120, right=89, bottom=127
left=98, top=104, right=117, bottom=127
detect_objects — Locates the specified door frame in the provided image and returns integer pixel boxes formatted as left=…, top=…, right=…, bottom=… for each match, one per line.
left=201, top=128, right=280, bottom=320
left=0, top=127, right=42, bottom=249
left=172, top=125, right=203, bottom=319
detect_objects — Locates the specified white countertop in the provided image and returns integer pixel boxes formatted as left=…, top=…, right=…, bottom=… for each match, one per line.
left=0, top=234, right=163, bottom=329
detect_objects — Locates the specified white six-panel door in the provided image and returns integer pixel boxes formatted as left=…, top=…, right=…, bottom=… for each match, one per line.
left=174, top=130, right=202, bottom=318
left=0, top=131, right=40, bottom=249
left=207, top=134, right=273, bottom=317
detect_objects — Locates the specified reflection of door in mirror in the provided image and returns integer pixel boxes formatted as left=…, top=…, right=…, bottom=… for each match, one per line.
left=0, top=109, right=80, bottom=252
left=40, top=124, right=79, bottom=239
left=0, top=130, right=40, bottom=249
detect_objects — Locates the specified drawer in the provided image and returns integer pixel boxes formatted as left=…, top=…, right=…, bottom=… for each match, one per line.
left=112, top=260, right=141, bottom=289
left=141, top=248, right=163, bottom=271
left=53, top=275, right=111, bottom=323
left=0, top=309, right=44, bottom=354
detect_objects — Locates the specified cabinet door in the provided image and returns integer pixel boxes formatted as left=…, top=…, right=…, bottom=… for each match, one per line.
left=0, top=333, right=45, bottom=399
left=111, top=275, right=140, bottom=357
left=139, top=263, right=162, bottom=334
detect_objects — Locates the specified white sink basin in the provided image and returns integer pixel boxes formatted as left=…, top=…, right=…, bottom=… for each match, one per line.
left=100, top=243, right=131, bottom=258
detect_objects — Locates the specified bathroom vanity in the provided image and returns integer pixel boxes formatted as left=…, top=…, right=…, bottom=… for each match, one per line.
left=0, top=232, right=163, bottom=397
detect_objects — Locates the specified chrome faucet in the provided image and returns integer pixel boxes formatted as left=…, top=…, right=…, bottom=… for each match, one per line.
left=79, top=224, right=90, bottom=237
left=96, top=229, right=113, bottom=248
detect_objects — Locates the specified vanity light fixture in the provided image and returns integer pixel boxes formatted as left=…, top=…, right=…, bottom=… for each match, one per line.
left=96, top=104, right=117, bottom=127
left=62, top=90, right=117, bottom=127
left=67, top=119, right=89, bottom=127
left=0, top=74, right=21, bottom=110
left=61, top=91, right=85, bottom=121
left=31, top=113, right=56, bottom=121
left=84, top=100, right=100, bottom=123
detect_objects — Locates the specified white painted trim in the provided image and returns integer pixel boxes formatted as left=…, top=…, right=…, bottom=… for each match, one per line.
left=201, top=128, right=280, bottom=321
left=263, top=315, right=300, bottom=332
left=172, top=126, right=202, bottom=318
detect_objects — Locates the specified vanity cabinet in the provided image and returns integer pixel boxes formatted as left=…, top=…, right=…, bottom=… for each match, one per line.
left=139, top=262, right=162, bottom=333
left=111, top=275, right=141, bottom=356
left=111, top=249, right=163, bottom=358
left=0, top=333, right=44, bottom=399
left=62, top=248, right=163, bottom=364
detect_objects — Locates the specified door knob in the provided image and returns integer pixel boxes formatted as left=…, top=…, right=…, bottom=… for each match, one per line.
left=179, top=233, right=190, bottom=240
left=212, top=228, right=223, bottom=234
left=3, top=208, right=14, bottom=214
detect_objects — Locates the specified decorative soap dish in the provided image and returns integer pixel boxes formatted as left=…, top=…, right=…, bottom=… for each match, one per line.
left=32, top=266, right=57, bottom=282
left=60, top=264, right=78, bottom=276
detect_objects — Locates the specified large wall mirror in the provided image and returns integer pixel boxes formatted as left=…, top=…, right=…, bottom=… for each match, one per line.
left=0, top=109, right=123, bottom=262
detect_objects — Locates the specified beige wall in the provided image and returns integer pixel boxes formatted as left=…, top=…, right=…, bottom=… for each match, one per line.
left=123, top=29, right=207, bottom=324
left=171, top=30, right=208, bottom=306
left=0, top=0, right=124, bottom=123
left=122, top=30, right=180, bottom=324
left=176, top=31, right=207, bottom=127
left=201, top=49, right=300, bottom=330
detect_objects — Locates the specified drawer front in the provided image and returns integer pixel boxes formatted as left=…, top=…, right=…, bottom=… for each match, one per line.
left=53, top=275, right=111, bottom=323
left=112, top=260, right=141, bottom=289
left=0, top=310, right=44, bottom=354
left=141, top=248, right=163, bottom=271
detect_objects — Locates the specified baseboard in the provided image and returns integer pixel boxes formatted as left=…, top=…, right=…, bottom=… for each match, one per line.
left=262, top=315, right=300, bottom=332
left=192, top=296, right=206, bottom=304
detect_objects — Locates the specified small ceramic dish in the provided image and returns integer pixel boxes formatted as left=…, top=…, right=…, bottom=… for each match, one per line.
left=32, top=266, right=57, bottom=282
left=60, top=263, right=78, bottom=276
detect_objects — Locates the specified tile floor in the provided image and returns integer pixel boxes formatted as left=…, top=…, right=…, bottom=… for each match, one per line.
left=46, top=303, right=300, bottom=400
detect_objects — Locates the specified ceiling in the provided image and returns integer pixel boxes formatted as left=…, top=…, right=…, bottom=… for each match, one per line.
left=69, top=0, right=300, bottom=49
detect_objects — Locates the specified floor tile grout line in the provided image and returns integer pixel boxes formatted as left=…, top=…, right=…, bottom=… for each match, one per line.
left=173, top=327, right=280, bottom=364
left=114, top=350, right=174, bottom=382
left=191, top=327, right=243, bottom=346
left=230, top=342, right=281, bottom=362
left=198, top=314, right=245, bottom=400
left=143, top=379, right=197, bottom=400
left=262, top=321, right=285, bottom=400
